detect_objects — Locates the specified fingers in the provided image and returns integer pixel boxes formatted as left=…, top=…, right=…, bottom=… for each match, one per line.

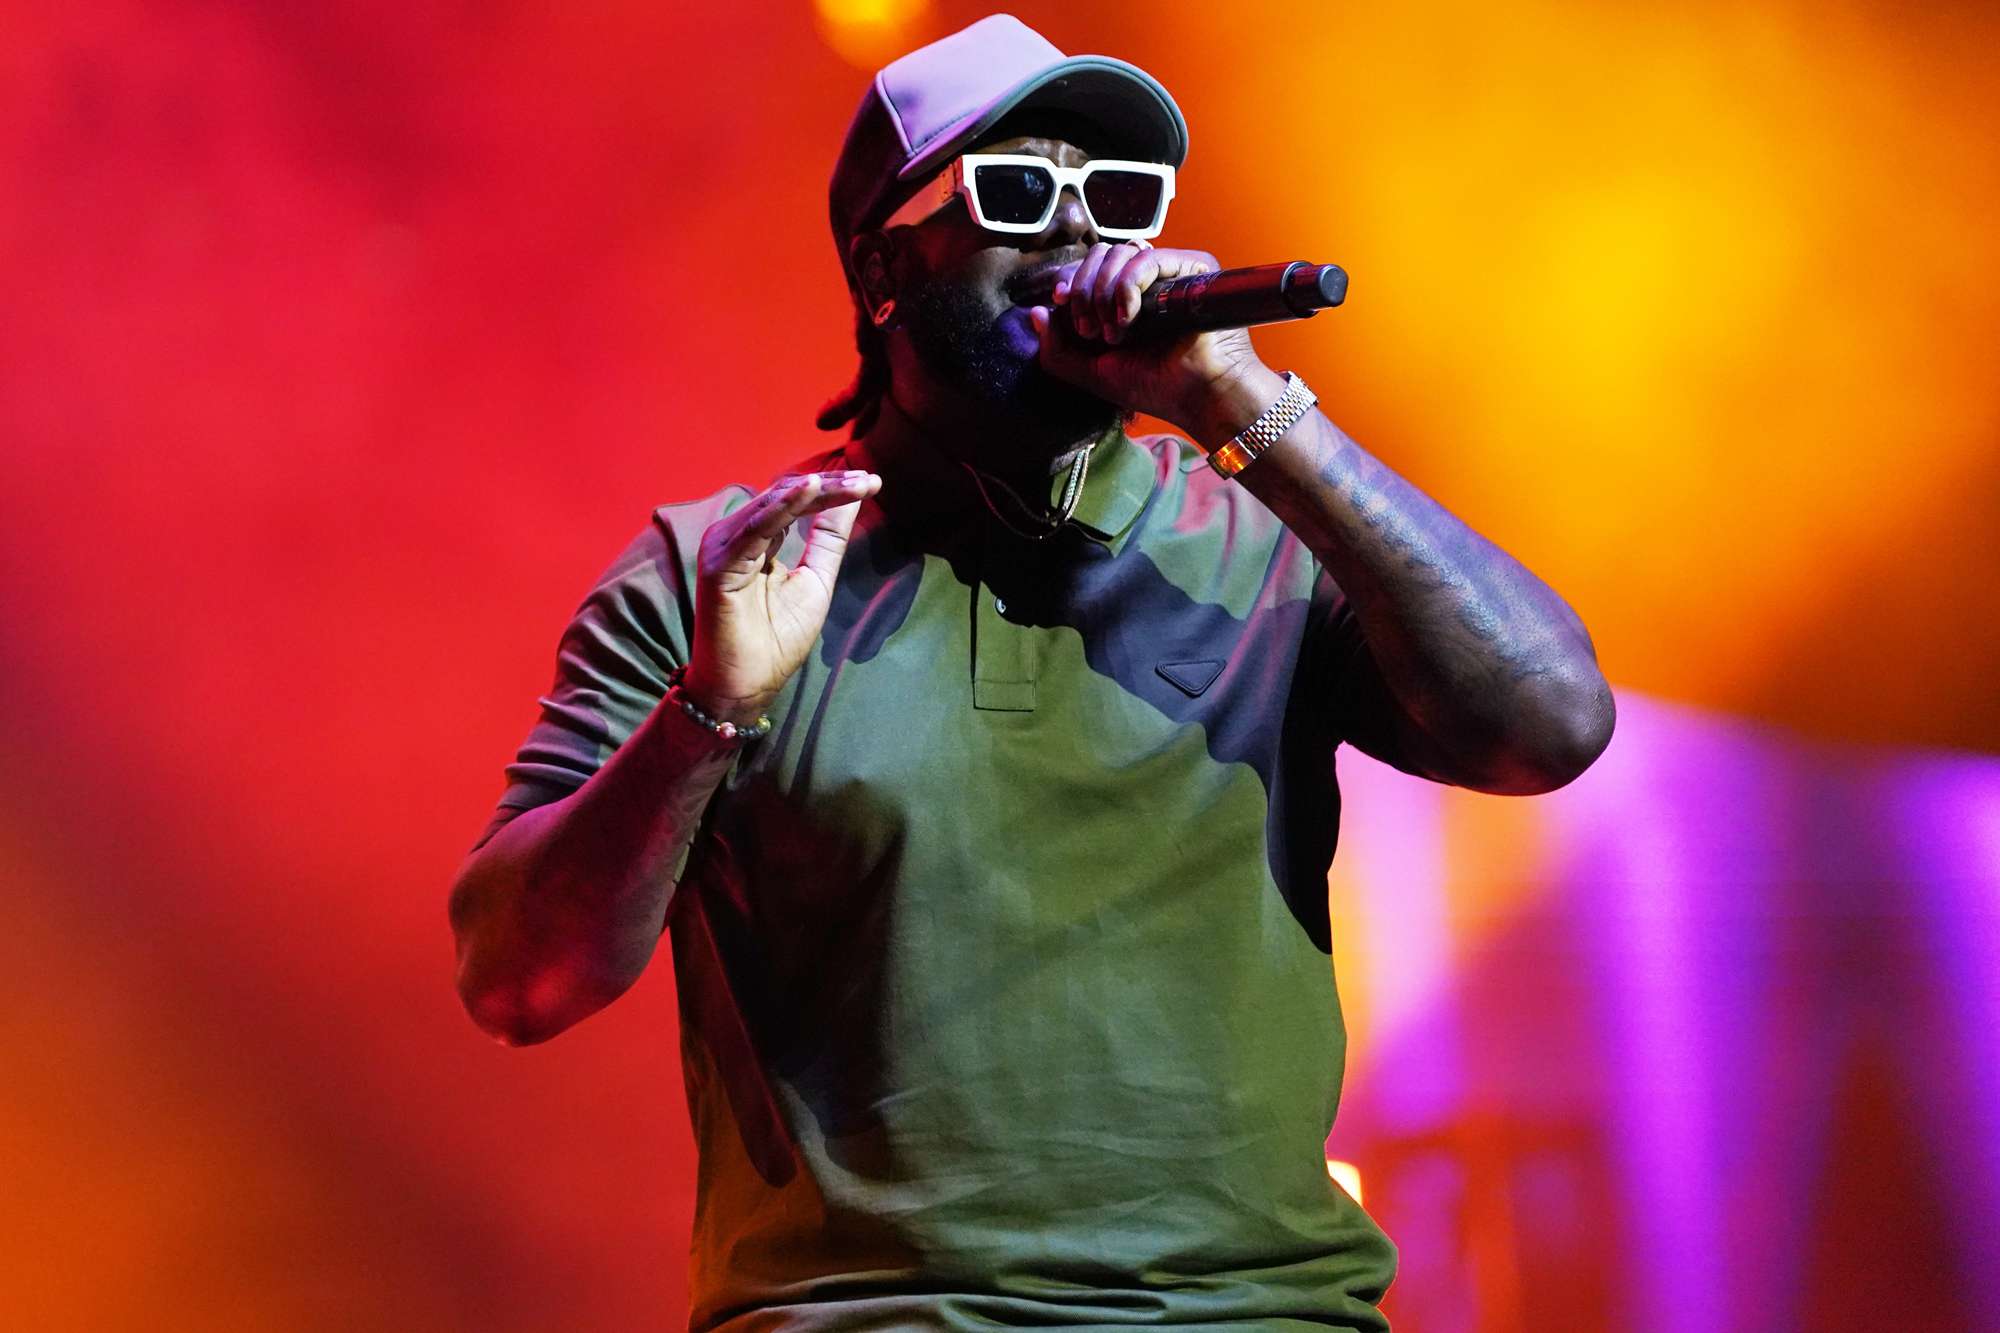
left=795, top=484, right=875, bottom=586
left=1092, top=245, right=1137, bottom=337
left=1055, top=243, right=1203, bottom=344
left=1060, top=242, right=1114, bottom=340
left=1029, top=303, right=1099, bottom=384
left=706, top=471, right=878, bottom=583
left=1099, top=246, right=1161, bottom=344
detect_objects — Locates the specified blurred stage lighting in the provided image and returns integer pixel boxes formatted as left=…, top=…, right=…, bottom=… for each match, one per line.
left=1326, top=1158, right=1365, bottom=1206
left=813, top=0, right=931, bottom=68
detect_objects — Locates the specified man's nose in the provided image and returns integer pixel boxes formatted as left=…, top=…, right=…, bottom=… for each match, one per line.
left=1034, top=187, right=1098, bottom=248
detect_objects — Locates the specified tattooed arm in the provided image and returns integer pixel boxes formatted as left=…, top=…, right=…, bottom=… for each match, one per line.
left=1187, top=365, right=1616, bottom=795
left=1032, top=243, right=1612, bottom=794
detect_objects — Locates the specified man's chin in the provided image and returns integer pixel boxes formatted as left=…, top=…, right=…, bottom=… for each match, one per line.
left=985, top=310, right=1119, bottom=434
left=1014, top=361, right=1119, bottom=436
left=904, top=283, right=1122, bottom=444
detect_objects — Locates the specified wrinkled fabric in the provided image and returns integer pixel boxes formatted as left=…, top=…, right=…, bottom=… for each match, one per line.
left=485, top=429, right=1397, bottom=1330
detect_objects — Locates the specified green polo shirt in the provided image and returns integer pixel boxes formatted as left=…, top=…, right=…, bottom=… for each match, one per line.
left=484, top=411, right=1398, bottom=1329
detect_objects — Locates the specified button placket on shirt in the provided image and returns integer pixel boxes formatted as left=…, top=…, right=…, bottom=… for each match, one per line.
left=971, top=543, right=1038, bottom=713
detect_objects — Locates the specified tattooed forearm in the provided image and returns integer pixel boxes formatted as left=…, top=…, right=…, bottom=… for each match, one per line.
left=1234, top=400, right=1614, bottom=793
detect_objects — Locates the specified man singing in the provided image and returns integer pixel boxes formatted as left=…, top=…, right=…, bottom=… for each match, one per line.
left=448, top=14, right=1614, bottom=1330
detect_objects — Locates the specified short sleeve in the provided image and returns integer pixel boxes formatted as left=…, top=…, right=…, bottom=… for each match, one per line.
left=1299, top=551, right=1448, bottom=784
left=473, top=509, right=705, bottom=847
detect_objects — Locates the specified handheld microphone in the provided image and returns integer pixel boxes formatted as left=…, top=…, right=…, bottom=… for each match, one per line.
left=1134, top=261, right=1348, bottom=337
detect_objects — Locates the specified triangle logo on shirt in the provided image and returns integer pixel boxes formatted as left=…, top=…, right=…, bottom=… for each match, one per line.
left=1156, top=659, right=1225, bottom=697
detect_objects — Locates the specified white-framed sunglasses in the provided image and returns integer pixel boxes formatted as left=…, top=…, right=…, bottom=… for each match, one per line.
left=882, top=153, right=1177, bottom=240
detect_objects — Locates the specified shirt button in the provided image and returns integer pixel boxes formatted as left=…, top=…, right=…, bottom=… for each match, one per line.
left=994, top=596, right=1008, bottom=615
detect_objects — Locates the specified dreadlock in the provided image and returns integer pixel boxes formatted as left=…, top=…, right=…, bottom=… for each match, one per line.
left=815, top=300, right=890, bottom=434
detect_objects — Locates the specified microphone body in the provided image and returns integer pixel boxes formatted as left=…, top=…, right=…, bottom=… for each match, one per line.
left=1133, top=261, right=1348, bottom=337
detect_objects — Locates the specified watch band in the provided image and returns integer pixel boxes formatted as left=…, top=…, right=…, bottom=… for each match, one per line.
left=1208, top=371, right=1317, bottom=479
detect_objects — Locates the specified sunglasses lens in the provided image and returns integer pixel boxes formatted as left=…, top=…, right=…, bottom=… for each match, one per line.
left=1082, top=170, right=1166, bottom=232
left=970, top=163, right=1055, bottom=225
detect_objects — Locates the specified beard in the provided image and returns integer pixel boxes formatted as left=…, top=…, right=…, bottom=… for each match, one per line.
left=899, top=275, right=1122, bottom=452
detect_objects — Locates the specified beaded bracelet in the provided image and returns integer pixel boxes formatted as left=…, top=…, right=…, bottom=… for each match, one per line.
left=665, top=668, right=772, bottom=743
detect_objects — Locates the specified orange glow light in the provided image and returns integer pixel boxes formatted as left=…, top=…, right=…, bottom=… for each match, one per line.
left=1326, top=1158, right=1365, bottom=1206
left=813, top=0, right=931, bottom=69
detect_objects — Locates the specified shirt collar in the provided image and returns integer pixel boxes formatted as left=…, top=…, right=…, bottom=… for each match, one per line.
left=1059, top=424, right=1155, bottom=552
left=846, top=397, right=1157, bottom=554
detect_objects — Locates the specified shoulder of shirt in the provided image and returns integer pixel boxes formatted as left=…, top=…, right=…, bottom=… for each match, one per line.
left=1127, top=429, right=1207, bottom=475
left=1125, top=427, right=1309, bottom=564
left=634, top=435, right=1261, bottom=548
left=1124, top=428, right=1287, bottom=511
left=643, top=444, right=850, bottom=541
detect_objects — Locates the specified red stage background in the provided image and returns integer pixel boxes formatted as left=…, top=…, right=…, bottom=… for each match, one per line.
left=3, top=2, right=1996, bottom=1329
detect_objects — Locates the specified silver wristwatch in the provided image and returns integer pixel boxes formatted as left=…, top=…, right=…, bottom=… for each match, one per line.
left=1207, top=371, right=1317, bottom=479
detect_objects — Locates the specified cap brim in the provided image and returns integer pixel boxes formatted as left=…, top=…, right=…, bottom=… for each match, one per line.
left=895, top=54, right=1188, bottom=187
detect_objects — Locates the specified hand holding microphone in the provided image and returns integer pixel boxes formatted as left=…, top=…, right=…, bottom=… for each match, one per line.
left=1136, top=260, right=1347, bottom=335
left=1035, top=246, right=1346, bottom=343
left=1029, top=243, right=1345, bottom=436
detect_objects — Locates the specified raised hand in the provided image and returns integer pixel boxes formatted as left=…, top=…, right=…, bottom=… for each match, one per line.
left=681, top=469, right=882, bottom=726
